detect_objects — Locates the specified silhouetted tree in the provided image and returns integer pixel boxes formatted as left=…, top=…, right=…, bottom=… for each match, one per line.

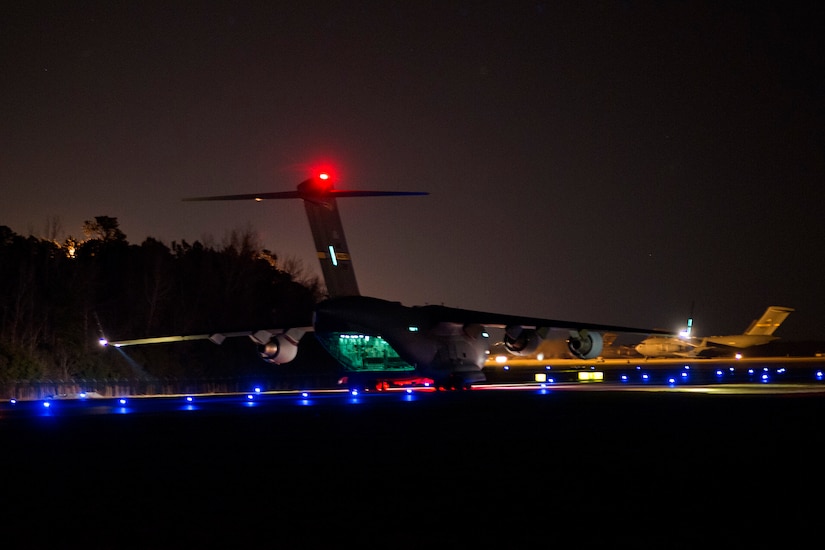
left=0, top=219, right=321, bottom=382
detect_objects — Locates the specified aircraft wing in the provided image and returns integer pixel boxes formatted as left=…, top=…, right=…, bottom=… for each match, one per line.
left=101, top=328, right=313, bottom=348
left=416, top=304, right=669, bottom=335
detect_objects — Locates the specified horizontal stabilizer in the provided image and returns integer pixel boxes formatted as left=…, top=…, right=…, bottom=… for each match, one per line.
left=183, top=177, right=428, bottom=299
left=183, top=190, right=428, bottom=202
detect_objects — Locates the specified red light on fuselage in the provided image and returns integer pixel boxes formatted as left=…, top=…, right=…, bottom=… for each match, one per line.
left=319, top=172, right=330, bottom=180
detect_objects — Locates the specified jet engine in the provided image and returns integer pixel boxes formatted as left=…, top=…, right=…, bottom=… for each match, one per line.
left=503, top=325, right=542, bottom=356
left=567, top=329, right=603, bottom=360
left=251, top=329, right=304, bottom=364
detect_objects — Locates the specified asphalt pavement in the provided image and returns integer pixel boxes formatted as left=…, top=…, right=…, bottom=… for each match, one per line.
left=3, top=385, right=823, bottom=547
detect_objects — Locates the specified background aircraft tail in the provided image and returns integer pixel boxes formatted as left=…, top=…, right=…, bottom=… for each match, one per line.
left=743, top=306, right=794, bottom=336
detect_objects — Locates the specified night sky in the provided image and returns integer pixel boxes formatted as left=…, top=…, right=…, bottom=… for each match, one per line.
left=2, top=2, right=823, bottom=340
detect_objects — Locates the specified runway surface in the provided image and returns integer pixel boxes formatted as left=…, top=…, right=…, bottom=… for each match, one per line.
left=3, top=381, right=824, bottom=547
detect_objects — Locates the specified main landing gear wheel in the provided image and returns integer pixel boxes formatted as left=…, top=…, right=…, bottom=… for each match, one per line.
left=434, top=375, right=472, bottom=391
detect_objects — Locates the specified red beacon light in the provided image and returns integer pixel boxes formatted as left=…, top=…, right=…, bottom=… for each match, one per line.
left=310, top=171, right=334, bottom=192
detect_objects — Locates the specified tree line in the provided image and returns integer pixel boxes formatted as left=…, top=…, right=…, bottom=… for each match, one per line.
left=0, top=216, right=325, bottom=382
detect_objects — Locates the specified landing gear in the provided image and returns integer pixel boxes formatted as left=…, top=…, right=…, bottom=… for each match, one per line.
left=433, top=375, right=472, bottom=391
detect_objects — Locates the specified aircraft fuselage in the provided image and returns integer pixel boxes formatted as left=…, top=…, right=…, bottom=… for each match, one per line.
left=313, top=295, right=489, bottom=388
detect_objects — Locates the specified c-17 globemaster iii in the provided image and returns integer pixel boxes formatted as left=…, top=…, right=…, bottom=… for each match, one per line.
left=634, top=306, right=794, bottom=358
left=103, top=171, right=666, bottom=390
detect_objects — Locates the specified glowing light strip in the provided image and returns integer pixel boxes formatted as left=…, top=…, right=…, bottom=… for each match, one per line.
left=328, top=245, right=338, bottom=266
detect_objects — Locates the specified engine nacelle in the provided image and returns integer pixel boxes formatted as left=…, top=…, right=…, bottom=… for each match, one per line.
left=504, top=325, right=542, bottom=356
left=567, top=329, right=603, bottom=360
left=259, top=333, right=300, bottom=364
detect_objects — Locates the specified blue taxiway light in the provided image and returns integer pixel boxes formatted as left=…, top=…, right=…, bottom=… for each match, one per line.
left=817, top=371, right=824, bottom=380
left=118, top=398, right=127, bottom=405
left=186, top=396, right=194, bottom=402
left=43, top=401, right=51, bottom=408
left=254, top=387, right=262, bottom=393
left=620, top=375, right=628, bottom=382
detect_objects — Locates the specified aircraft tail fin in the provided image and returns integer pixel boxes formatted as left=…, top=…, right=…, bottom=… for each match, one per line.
left=743, top=306, right=794, bottom=336
left=184, top=174, right=427, bottom=298
left=301, top=187, right=361, bottom=297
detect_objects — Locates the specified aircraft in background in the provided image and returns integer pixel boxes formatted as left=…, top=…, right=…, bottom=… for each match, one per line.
left=103, top=172, right=666, bottom=390
left=634, top=306, right=794, bottom=358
